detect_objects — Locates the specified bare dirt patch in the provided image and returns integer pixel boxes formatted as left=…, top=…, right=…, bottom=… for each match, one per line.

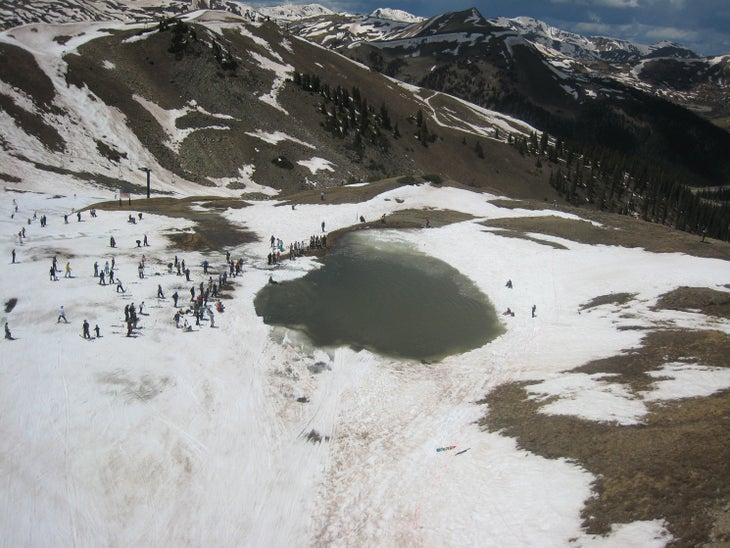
left=483, top=227, right=569, bottom=249
left=277, top=177, right=416, bottom=206
left=483, top=202, right=730, bottom=261
left=87, top=196, right=256, bottom=252
left=654, top=287, right=730, bottom=320
left=479, top=327, right=730, bottom=547
left=580, top=293, right=637, bottom=311
left=481, top=382, right=730, bottom=547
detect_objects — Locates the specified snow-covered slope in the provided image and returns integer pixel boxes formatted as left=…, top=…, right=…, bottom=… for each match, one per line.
left=256, top=3, right=335, bottom=21
left=367, top=7, right=424, bottom=23
left=495, top=16, right=698, bottom=63
left=2, top=173, right=728, bottom=546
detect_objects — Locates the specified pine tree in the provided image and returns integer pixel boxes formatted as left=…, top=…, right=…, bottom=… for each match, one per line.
left=475, top=140, right=484, bottom=158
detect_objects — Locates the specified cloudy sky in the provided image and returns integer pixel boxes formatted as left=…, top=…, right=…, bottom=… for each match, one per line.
left=255, top=0, right=730, bottom=56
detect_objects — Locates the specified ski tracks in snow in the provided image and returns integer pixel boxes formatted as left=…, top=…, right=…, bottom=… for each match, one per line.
left=310, top=351, right=496, bottom=546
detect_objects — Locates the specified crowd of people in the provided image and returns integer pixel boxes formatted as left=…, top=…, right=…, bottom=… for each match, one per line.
left=5, top=198, right=240, bottom=342
left=266, top=232, right=328, bottom=265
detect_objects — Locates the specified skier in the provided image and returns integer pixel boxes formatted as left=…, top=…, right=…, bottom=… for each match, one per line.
left=82, top=320, right=91, bottom=339
left=94, top=324, right=101, bottom=338
left=116, top=279, right=125, bottom=293
left=157, top=285, right=165, bottom=299
left=143, top=234, right=149, bottom=246
left=99, top=271, right=106, bottom=286
left=11, top=249, right=16, bottom=263
left=58, top=306, right=69, bottom=323
left=93, top=261, right=99, bottom=277
left=64, top=262, right=71, bottom=278
left=110, top=236, right=116, bottom=248
left=531, top=304, right=537, bottom=318
left=4, top=322, right=11, bottom=340
left=50, top=266, right=58, bottom=282
left=172, top=291, right=179, bottom=307
left=506, top=279, right=513, bottom=289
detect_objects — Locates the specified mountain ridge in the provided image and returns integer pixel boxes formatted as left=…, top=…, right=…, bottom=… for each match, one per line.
left=1, top=1, right=729, bottom=239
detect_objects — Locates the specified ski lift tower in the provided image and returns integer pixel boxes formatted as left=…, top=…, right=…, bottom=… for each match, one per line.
left=139, top=167, right=151, bottom=198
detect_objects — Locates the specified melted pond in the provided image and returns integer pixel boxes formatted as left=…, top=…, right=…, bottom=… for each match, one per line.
left=254, top=231, right=504, bottom=361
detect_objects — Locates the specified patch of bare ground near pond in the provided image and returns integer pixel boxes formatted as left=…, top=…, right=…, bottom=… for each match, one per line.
left=315, top=208, right=475, bottom=256
left=479, top=327, right=730, bottom=547
left=654, top=287, right=730, bottom=320
left=579, top=292, right=637, bottom=311
left=87, top=196, right=256, bottom=252
left=485, top=199, right=730, bottom=261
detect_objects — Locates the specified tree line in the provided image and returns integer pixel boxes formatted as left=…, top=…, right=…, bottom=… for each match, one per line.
left=292, top=72, right=400, bottom=160
left=508, top=132, right=730, bottom=240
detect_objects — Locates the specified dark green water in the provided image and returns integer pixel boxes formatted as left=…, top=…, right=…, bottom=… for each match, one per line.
left=254, top=231, right=504, bottom=361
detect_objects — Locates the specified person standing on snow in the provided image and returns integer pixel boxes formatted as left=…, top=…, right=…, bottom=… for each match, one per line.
left=4, top=322, right=12, bottom=340
left=58, top=306, right=69, bottom=323
left=82, top=320, right=91, bottom=339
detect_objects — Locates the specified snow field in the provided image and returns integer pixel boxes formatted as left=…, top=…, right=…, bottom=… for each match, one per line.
left=1, top=180, right=728, bottom=546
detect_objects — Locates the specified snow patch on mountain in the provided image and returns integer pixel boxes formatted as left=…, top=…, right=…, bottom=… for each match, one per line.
left=367, top=8, right=423, bottom=24
left=257, top=3, right=334, bottom=21
left=297, top=157, right=335, bottom=174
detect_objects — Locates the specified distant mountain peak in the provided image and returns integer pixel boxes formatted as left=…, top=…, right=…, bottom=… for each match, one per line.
left=256, top=3, right=334, bottom=21
left=367, top=8, right=423, bottom=23
left=495, top=15, right=699, bottom=62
